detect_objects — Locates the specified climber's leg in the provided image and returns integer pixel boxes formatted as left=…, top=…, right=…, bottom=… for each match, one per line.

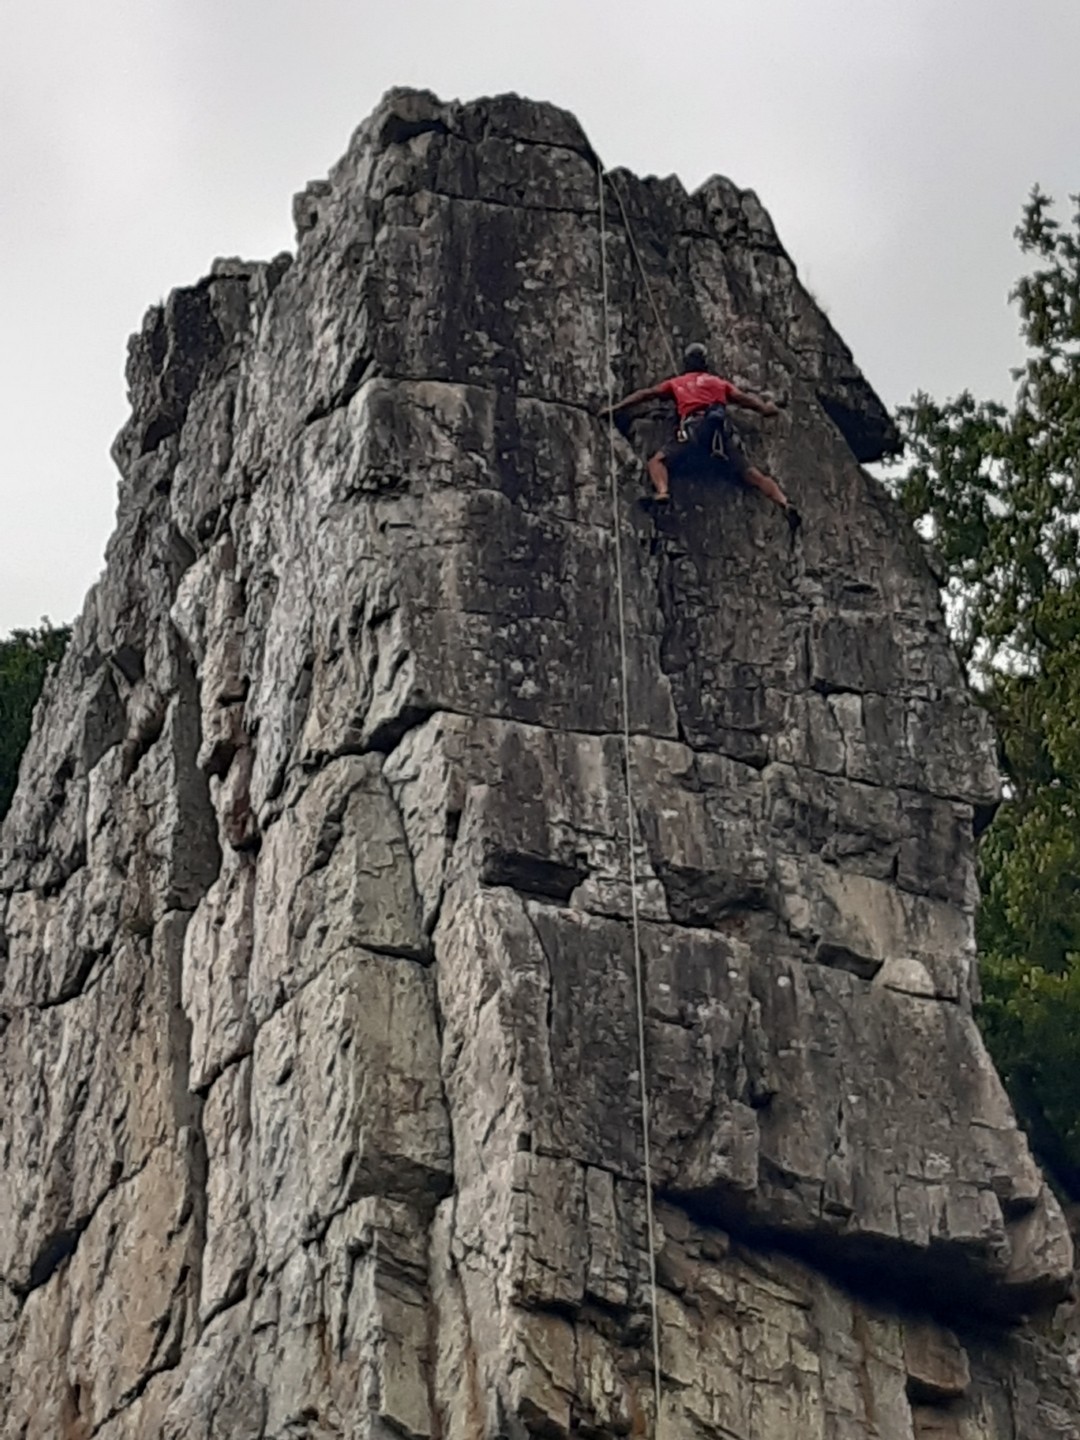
left=744, top=465, right=789, bottom=509
left=745, top=466, right=801, bottom=529
left=722, top=416, right=800, bottom=527
left=646, top=451, right=671, bottom=500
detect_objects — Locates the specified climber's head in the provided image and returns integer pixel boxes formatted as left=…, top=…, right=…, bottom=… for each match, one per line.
left=681, top=343, right=709, bottom=373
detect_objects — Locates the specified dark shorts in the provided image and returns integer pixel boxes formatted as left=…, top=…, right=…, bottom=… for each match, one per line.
left=660, top=404, right=749, bottom=478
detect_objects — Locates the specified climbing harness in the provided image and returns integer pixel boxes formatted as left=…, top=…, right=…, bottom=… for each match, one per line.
left=597, top=160, right=665, bottom=1435
left=677, top=406, right=733, bottom=461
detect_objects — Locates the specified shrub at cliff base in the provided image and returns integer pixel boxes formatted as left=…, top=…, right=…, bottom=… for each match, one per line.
left=897, top=189, right=1080, bottom=1193
left=0, top=623, right=70, bottom=821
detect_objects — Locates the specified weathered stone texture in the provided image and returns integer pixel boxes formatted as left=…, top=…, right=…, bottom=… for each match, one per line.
left=2, top=85, right=1078, bottom=1437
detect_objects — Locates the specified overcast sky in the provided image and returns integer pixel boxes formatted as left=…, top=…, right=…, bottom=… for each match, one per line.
left=2, top=0, right=1078, bottom=633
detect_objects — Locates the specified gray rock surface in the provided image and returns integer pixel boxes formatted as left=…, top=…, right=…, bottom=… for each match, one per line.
left=2, top=86, right=1079, bottom=1438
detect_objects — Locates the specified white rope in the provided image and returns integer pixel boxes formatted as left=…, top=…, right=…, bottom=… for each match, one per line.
left=603, top=168, right=680, bottom=378
left=597, top=161, right=664, bottom=1435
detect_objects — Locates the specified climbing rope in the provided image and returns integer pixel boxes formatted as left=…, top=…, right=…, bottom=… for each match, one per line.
left=597, top=161, right=664, bottom=1434
left=602, top=168, right=680, bottom=378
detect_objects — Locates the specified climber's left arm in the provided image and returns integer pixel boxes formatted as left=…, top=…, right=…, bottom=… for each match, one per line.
left=728, top=387, right=780, bottom=419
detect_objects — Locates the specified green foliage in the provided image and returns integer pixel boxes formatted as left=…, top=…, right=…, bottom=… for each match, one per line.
left=0, top=623, right=71, bottom=822
left=896, top=188, right=1080, bottom=1189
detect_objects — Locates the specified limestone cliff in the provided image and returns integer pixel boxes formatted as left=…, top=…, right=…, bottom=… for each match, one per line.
left=2, top=87, right=1079, bottom=1439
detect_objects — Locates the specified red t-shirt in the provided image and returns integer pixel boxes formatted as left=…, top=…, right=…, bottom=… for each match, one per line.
left=657, top=372, right=736, bottom=418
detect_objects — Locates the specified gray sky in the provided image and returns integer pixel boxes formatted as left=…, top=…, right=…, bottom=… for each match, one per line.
left=2, top=0, right=1078, bottom=633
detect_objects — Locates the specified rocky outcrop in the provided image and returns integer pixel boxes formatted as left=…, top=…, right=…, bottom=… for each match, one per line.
left=2, top=87, right=1078, bottom=1439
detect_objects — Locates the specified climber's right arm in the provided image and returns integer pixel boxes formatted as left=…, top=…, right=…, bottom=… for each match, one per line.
left=598, top=383, right=669, bottom=419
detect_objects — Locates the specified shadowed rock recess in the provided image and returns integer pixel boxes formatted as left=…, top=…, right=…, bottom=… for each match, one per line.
left=1, top=86, right=1079, bottom=1439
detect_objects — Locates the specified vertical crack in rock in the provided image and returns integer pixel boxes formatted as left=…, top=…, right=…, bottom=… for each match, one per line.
left=134, top=643, right=223, bottom=1403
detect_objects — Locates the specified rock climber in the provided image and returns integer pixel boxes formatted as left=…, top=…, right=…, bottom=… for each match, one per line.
left=599, top=343, right=799, bottom=528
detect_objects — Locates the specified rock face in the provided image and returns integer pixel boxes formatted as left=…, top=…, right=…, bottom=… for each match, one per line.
left=1, top=87, right=1078, bottom=1439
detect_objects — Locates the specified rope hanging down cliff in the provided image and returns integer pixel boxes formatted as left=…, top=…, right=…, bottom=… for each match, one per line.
left=602, top=168, right=680, bottom=378
left=597, top=161, right=665, bottom=1435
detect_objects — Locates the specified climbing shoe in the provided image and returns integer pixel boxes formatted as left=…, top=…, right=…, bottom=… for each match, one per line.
left=785, top=503, right=802, bottom=533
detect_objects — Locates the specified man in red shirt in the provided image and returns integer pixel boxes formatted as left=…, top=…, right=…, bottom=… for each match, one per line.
left=600, top=343, right=798, bottom=526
